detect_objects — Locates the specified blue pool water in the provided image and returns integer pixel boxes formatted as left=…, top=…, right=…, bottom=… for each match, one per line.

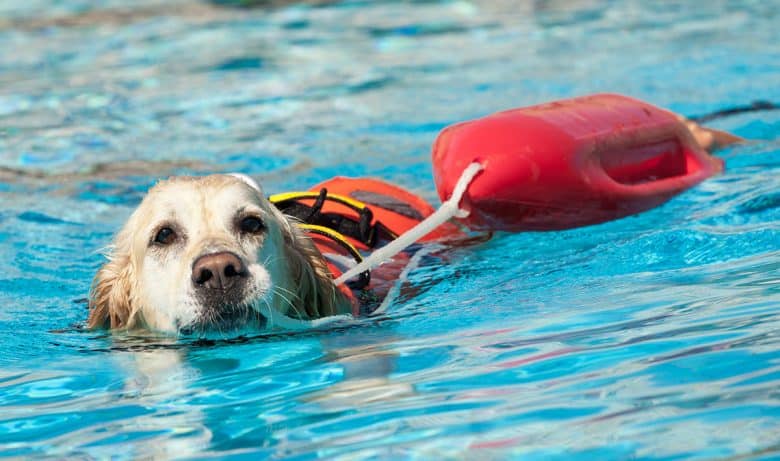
left=1, top=0, right=779, bottom=458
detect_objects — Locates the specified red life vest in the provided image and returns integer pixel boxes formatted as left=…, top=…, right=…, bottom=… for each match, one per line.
left=270, top=177, right=465, bottom=316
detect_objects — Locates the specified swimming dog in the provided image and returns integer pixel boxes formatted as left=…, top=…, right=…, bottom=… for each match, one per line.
left=87, top=174, right=353, bottom=334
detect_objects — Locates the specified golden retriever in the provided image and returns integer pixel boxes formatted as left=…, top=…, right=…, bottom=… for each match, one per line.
left=87, top=174, right=352, bottom=335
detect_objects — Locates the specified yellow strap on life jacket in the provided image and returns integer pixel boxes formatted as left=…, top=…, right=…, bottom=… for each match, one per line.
left=269, top=191, right=368, bottom=214
left=297, top=224, right=371, bottom=289
left=271, top=189, right=399, bottom=247
left=297, top=224, right=364, bottom=263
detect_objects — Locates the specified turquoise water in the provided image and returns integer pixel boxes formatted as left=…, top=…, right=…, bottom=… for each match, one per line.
left=1, top=0, right=779, bottom=458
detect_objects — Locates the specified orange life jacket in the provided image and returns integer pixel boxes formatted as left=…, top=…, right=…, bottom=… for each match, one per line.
left=270, top=177, right=464, bottom=316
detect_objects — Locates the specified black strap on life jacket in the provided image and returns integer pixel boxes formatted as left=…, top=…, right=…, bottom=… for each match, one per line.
left=270, top=188, right=406, bottom=291
left=270, top=188, right=398, bottom=249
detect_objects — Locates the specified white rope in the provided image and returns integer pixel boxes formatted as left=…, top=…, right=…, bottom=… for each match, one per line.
left=334, top=162, right=484, bottom=286
left=256, top=303, right=354, bottom=330
left=369, top=244, right=439, bottom=317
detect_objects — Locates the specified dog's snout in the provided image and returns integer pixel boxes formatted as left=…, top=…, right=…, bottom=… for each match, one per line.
left=191, top=252, right=247, bottom=290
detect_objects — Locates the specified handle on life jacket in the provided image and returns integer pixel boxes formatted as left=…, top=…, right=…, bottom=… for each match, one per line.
left=270, top=189, right=398, bottom=249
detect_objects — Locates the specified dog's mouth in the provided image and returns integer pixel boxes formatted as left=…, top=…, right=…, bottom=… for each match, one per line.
left=177, top=262, right=277, bottom=336
left=179, top=302, right=266, bottom=336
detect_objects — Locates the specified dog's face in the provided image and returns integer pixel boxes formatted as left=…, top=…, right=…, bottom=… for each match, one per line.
left=88, top=175, right=349, bottom=335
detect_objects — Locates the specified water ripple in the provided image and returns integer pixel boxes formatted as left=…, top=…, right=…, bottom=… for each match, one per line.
left=0, top=0, right=779, bottom=459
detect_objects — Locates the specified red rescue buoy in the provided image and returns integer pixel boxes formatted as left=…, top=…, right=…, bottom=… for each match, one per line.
left=432, top=93, right=724, bottom=232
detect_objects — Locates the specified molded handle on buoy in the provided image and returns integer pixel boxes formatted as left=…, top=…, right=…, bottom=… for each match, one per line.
left=432, top=93, right=723, bottom=232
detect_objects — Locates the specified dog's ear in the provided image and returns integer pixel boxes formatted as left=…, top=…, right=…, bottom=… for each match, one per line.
left=281, top=224, right=348, bottom=319
left=87, top=232, right=138, bottom=330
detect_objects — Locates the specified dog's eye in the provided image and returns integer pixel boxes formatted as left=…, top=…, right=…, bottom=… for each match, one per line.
left=239, top=216, right=265, bottom=234
left=153, top=227, right=177, bottom=245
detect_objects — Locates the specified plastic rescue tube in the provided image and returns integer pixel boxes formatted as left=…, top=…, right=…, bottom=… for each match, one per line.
left=432, top=93, right=724, bottom=232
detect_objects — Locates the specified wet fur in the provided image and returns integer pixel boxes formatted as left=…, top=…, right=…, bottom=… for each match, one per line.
left=87, top=175, right=350, bottom=333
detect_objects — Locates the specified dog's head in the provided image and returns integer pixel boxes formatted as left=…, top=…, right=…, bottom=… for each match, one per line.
left=88, top=174, right=350, bottom=334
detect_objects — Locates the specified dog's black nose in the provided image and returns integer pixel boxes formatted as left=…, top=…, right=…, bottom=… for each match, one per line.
left=191, top=252, right=248, bottom=290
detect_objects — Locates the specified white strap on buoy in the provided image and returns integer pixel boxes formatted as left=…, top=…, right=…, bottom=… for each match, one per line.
left=334, top=162, right=484, bottom=286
